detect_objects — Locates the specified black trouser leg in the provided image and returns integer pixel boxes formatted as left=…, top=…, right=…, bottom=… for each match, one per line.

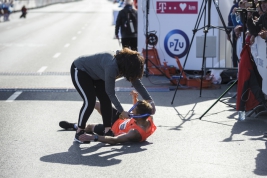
left=94, top=80, right=113, bottom=128
left=121, top=37, right=137, bottom=51
left=93, top=107, right=120, bottom=135
left=128, top=37, right=137, bottom=51
left=232, top=31, right=238, bottom=67
left=70, top=63, right=96, bottom=129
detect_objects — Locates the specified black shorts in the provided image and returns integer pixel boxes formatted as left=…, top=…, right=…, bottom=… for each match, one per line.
left=93, top=107, right=120, bottom=135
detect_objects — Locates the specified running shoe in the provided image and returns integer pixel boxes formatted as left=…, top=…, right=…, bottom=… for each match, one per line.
left=59, top=121, right=76, bottom=130
left=74, top=130, right=90, bottom=144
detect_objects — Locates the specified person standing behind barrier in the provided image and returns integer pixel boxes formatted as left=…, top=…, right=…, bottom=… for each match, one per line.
left=227, top=0, right=240, bottom=67
left=256, top=0, right=267, bottom=29
left=2, top=0, right=9, bottom=21
left=20, top=5, right=27, bottom=18
left=0, top=3, right=3, bottom=22
left=115, top=0, right=138, bottom=51
left=70, top=48, right=156, bottom=143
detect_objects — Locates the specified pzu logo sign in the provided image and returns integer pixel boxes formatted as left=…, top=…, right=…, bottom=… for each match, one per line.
left=164, top=29, right=189, bottom=58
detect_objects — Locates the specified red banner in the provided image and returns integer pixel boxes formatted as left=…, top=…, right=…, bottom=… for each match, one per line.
left=156, top=1, right=198, bottom=14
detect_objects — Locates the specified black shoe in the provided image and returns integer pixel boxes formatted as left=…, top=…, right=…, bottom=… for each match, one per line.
left=104, top=129, right=114, bottom=137
left=59, top=121, right=76, bottom=130
left=74, top=130, right=90, bottom=144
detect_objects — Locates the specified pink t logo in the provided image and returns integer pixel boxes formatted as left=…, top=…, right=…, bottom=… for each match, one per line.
left=159, top=3, right=167, bottom=13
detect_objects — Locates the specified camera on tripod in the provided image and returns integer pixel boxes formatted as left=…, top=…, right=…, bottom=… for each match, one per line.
left=238, top=0, right=254, bottom=7
left=244, top=0, right=253, bottom=8
left=235, top=0, right=256, bottom=13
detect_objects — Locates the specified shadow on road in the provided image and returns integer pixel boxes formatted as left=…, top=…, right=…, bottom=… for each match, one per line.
left=254, top=141, right=267, bottom=176
left=221, top=119, right=267, bottom=176
left=222, top=119, right=267, bottom=142
left=40, top=141, right=151, bottom=167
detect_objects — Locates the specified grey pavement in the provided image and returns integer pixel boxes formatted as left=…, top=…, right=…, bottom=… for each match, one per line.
left=1, top=77, right=267, bottom=178
left=0, top=0, right=267, bottom=177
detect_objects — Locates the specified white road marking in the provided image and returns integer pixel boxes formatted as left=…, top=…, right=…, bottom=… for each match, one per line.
left=72, top=37, right=77, bottom=40
left=6, top=91, right=23, bottom=102
left=77, top=31, right=81, bottom=34
left=0, top=43, right=46, bottom=47
left=53, top=53, right=61, bottom=58
left=64, top=43, right=70, bottom=48
left=82, top=27, right=85, bottom=29
left=37, top=66, right=47, bottom=73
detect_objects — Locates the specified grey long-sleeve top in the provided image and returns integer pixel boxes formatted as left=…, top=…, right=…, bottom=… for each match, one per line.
left=73, top=51, right=153, bottom=113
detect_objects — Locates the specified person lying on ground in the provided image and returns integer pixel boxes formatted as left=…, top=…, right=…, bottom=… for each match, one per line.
left=59, top=91, right=156, bottom=145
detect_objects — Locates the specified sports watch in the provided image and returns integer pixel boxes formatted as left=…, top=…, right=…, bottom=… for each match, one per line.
left=94, top=135, right=98, bottom=141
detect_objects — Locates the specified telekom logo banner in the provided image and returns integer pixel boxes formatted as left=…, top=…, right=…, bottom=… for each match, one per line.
left=157, top=1, right=198, bottom=14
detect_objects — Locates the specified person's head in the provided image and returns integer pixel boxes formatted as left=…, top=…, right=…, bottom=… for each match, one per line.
left=133, top=100, right=153, bottom=120
left=115, top=48, right=144, bottom=82
left=239, top=0, right=245, bottom=8
left=259, top=0, right=267, bottom=12
left=125, top=0, right=133, bottom=5
left=256, top=3, right=264, bottom=15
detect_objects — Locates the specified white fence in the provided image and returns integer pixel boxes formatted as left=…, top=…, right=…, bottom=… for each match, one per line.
left=11, top=0, right=79, bottom=12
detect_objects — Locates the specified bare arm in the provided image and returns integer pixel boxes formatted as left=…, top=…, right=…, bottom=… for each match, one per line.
left=130, top=90, right=138, bottom=104
left=79, top=129, right=142, bottom=145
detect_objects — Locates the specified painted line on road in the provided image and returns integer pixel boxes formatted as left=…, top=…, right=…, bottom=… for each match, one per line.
left=53, top=53, right=61, bottom=58
left=72, top=37, right=77, bottom=40
left=37, top=66, right=47, bottom=73
left=0, top=72, right=70, bottom=76
left=64, top=43, right=70, bottom=48
left=0, top=87, right=171, bottom=92
left=0, top=43, right=46, bottom=47
left=6, top=91, right=23, bottom=102
left=77, top=31, right=81, bottom=34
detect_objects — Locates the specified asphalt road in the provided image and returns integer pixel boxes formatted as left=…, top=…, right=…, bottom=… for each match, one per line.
left=0, top=0, right=267, bottom=177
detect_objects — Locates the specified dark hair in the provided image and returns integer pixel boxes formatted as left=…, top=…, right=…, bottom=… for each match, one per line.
left=135, top=100, right=153, bottom=119
left=115, top=48, right=144, bottom=82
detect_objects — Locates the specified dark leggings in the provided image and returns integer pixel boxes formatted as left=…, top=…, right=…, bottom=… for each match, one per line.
left=70, top=63, right=113, bottom=129
left=121, top=37, right=137, bottom=51
left=94, top=107, right=121, bottom=135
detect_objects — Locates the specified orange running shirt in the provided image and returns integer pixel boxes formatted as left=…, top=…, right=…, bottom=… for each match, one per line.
left=111, top=117, right=156, bottom=142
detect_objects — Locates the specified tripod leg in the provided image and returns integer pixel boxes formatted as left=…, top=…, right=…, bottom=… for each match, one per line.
left=171, top=0, right=208, bottom=104
left=200, top=28, right=209, bottom=97
left=199, top=0, right=211, bottom=97
left=145, top=0, right=150, bottom=77
left=199, top=80, right=237, bottom=120
left=171, top=29, right=201, bottom=104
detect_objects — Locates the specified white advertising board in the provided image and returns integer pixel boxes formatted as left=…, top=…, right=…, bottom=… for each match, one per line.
left=137, top=0, right=220, bottom=70
left=251, top=37, right=267, bottom=95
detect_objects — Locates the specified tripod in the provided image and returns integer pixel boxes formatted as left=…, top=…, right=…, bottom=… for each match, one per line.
left=199, top=7, right=262, bottom=120
left=143, top=0, right=176, bottom=84
left=171, top=0, right=235, bottom=105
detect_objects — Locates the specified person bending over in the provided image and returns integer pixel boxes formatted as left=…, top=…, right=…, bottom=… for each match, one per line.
left=70, top=48, right=156, bottom=143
